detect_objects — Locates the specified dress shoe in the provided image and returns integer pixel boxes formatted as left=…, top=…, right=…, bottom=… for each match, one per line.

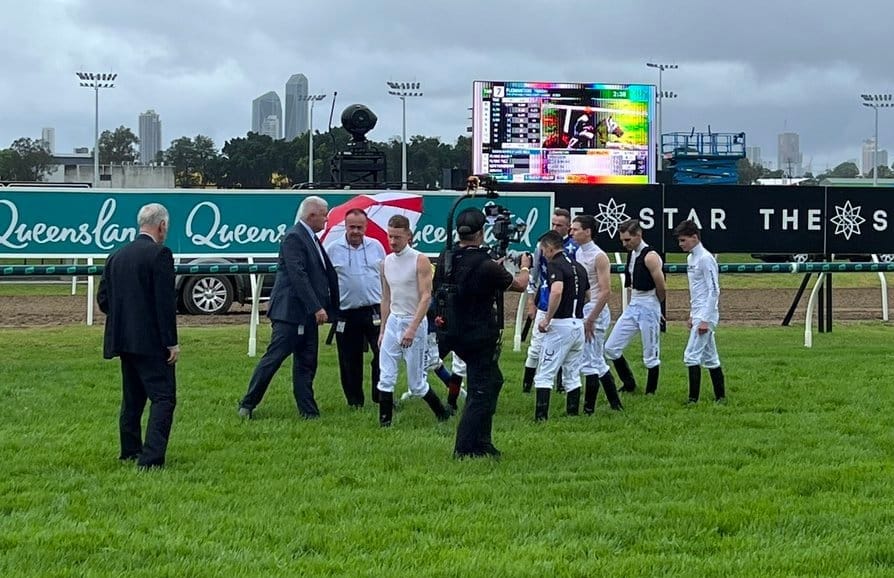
left=454, top=445, right=501, bottom=460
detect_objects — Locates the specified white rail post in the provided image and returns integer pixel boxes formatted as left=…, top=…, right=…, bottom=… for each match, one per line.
left=804, top=271, right=826, bottom=348
left=871, top=254, right=889, bottom=322
left=86, top=257, right=95, bottom=326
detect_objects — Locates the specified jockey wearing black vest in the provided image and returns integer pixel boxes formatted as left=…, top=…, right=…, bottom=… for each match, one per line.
left=604, top=219, right=666, bottom=395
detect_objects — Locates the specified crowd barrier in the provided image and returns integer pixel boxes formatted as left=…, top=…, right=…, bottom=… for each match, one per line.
left=3, top=262, right=892, bottom=351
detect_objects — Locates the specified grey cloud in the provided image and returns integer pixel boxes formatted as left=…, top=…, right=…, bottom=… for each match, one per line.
left=2, top=0, right=894, bottom=171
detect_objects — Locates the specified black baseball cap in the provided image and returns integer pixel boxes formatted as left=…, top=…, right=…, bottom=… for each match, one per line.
left=456, top=208, right=485, bottom=235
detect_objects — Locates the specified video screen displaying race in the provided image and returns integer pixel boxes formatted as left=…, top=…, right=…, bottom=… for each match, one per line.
left=472, top=81, right=656, bottom=184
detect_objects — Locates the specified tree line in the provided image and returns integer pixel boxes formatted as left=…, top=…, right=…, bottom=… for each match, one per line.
left=736, top=157, right=894, bottom=185
left=5, top=127, right=892, bottom=188
left=0, top=126, right=472, bottom=189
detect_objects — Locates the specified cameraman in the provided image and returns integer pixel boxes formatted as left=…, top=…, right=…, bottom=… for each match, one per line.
left=434, top=208, right=531, bottom=459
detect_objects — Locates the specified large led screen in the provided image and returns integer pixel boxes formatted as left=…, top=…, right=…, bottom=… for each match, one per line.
left=472, top=81, right=656, bottom=184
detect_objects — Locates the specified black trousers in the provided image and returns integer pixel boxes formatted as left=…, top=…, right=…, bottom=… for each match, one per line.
left=334, top=305, right=381, bottom=407
left=240, top=318, right=321, bottom=417
left=452, top=339, right=503, bottom=455
left=119, top=353, right=176, bottom=467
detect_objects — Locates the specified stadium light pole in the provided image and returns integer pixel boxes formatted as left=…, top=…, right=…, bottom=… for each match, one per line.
left=387, top=81, right=423, bottom=190
left=861, top=93, right=894, bottom=186
left=646, top=62, right=678, bottom=171
left=76, top=72, right=116, bottom=188
left=299, top=94, right=327, bottom=184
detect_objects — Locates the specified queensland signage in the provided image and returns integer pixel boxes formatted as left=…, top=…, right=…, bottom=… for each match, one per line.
left=0, top=188, right=553, bottom=257
left=556, top=184, right=894, bottom=254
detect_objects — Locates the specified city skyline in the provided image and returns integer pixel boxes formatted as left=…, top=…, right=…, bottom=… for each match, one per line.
left=283, top=74, right=308, bottom=141
left=138, top=109, right=162, bottom=164
left=5, top=0, right=894, bottom=173
left=251, top=90, right=282, bottom=139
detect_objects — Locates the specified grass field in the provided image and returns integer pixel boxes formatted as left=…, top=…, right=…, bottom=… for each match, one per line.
left=3, top=323, right=894, bottom=576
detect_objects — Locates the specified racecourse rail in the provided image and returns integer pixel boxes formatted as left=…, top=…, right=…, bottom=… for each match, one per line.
left=2, top=262, right=891, bottom=350
left=3, top=262, right=894, bottom=276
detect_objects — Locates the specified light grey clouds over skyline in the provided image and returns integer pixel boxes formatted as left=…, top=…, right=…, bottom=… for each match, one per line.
left=2, top=0, right=892, bottom=172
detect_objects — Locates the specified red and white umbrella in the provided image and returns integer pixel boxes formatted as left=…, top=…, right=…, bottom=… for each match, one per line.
left=321, top=192, right=424, bottom=253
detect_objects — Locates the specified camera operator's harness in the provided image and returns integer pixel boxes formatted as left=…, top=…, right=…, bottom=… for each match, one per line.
left=433, top=178, right=505, bottom=345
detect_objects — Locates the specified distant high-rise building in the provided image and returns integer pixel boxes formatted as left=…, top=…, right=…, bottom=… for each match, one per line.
left=861, top=138, right=888, bottom=176
left=260, top=114, right=282, bottom=139
left=40, top=127, right=55, bottom=154
left=139, top=110, right=162, bottom=164
left=777, top=132, right=802, bottom=177
left=284, top=73, right=309, bottom=141
left=745, top=146, right=762, bottom=167
left=252, top=91, right=282, bottom=137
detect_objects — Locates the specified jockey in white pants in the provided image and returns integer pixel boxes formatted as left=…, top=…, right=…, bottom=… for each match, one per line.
left=674, top=219, right=726, bottom=404
left=404, top=330, right=466, bottom=411
left=570, top=215, right=623, bottom=413
left=603, top=219, right=666, bottom=395
left=532, top=230, right=589, bottom=420
left=522, top=208, right=578, bottom=393
left=377, top=215, right=451, bottom=427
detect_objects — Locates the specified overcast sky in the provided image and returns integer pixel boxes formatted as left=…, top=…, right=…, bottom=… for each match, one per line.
left=3, top=0, right=893, bottom=174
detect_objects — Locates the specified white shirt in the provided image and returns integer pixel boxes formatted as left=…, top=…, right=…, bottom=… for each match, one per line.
left=324, top=234, right=386, bottom=310
left=687, top=242, right=720, bottom=324
left=383, top=246, right=421, bottom=317
left=576, top=240, right=607, bottom=305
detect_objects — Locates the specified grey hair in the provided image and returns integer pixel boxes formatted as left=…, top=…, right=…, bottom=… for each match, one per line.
left=137, top=203, right=169, bottom=227
left=298, top=195, right=328, bottom=219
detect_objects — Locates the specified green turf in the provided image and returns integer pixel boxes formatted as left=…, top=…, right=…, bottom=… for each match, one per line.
left=2, top=323, right=894, bottom=576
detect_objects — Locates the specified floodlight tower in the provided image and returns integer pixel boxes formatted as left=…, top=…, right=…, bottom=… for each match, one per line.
left=76, top=72, right=117, bottom=188
left=299, top=93, right=327, bottom=183
left=646, top=62, right=678, bottom=170
left=386, top=81, right=423, bottom=189
left=861, top=93, right=894, bottom=186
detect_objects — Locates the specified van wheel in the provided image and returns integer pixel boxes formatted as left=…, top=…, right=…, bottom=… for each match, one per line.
left=181, top=276, right=234, bottom=315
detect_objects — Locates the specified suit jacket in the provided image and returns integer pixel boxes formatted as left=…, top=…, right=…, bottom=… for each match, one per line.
left=267, top=222, right=340, bottom=324
left=97, top=234, right=178, bottom=359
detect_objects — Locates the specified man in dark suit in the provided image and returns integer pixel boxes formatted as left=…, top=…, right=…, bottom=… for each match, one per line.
left=238, top=195, right=339, bottom=419
left=97, top=203, right=179, bottom=470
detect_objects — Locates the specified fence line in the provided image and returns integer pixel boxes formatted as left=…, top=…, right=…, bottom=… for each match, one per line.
left=4, top=262, right=894, bottom=277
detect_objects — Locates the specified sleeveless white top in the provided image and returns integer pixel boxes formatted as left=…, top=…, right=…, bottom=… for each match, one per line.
left=577, top=241, right=606, bottom=305
left=384, top=246, right=420, bottom=317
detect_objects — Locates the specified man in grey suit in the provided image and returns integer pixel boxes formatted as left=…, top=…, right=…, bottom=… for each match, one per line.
left=238, top=196, right=340, bottom=419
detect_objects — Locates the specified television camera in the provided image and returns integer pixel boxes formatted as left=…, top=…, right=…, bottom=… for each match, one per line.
left=463, top=175, right=528, bottom=264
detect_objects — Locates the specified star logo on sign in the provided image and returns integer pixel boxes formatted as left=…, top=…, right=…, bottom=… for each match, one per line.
left=594, top=198, right=631, bottom=238
left=829, top=200, right=866, bottom=241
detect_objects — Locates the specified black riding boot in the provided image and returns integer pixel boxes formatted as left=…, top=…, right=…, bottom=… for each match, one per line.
left=535, top=388, right=551, bottom=421
left=709, top=367, right=726, bottom=401
left=379, top=391, right=393, bottom=427
left=687, top=365, right=701, bottom=403
left=645, top=366, right=660, bottom=395
left=522, top=366, right=536, bottom=394
left=556, top=368, right=565, bottom=394
left=446, top=374, right=462, bottom=411
left=600, top=371, right=624, bottom=410
left=422, top=388, right=451, bottom=422
left=583, top=374, right=599, bottom=415
left=566, top=387, right=581, bottom=416
left=613, top=356, right=637, bottom=392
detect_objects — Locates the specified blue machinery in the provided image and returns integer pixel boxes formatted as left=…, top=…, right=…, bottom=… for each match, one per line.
left=662, top=131, right=746, bottom=185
